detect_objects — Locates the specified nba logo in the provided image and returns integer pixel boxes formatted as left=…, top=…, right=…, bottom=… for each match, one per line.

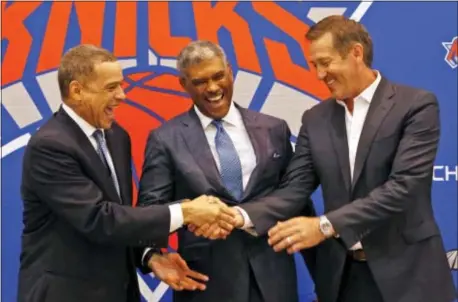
left=442, top=36, right=458, bottom=69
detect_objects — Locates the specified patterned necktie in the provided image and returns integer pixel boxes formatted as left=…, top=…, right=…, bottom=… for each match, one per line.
left=212, top=120, right=243, bottom=201
left=93, top=130, right=120, bottom=196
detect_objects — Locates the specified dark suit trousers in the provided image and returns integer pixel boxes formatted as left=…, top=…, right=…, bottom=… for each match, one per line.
left=174, top=265, right=264, bottom=302
left=338, top=257, right=384, bottom=302
left=249, top=266, right=264, bottom=302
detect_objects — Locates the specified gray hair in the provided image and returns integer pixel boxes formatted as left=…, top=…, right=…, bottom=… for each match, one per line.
left=176, top=40, right=227, bottom=74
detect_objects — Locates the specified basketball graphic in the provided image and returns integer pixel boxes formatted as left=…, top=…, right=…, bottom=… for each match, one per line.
left=117, top=70, right=191, bottom=181
left=118, top=68, right=193, bottom=252
left=2, top=2, right=457, bottom=302
left=447, top=250, right=458, bottom=270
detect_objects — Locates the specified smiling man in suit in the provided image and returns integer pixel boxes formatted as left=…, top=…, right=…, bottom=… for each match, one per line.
left=237, top=16, right=456, bottom=302
left=18, top=44, right=236, bottom=302
left=137, top=40, right=316, bottom=302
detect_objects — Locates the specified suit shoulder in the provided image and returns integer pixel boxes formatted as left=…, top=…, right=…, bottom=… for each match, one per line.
left=242, top=108, right=287, bottom=128
left=391, top=82, right=437, bottom=103
left=300, top=99, right=333, bottom=124
left=308, top=98, right=334, bottom=113
left=146, top=110, right=189, bottom=138
left=27, top=116, right=66, bottom=149
left=111, top=122, right=131, bottom=141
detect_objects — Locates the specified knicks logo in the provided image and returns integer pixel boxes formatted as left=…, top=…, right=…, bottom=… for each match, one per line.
left=447, top=249, right=458, bottom=271
left=2, top=1, right=372, bottom=301
left=442, top=36, right=457, bottom=69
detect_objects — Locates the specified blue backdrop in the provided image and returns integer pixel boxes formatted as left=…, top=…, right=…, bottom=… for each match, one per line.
left=1, top=1, right=457, bottom=301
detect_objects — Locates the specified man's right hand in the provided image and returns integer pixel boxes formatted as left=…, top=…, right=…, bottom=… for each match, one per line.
left=188, top=207, right=245, bottom=240
left=181, top=195, right=236, bottom=227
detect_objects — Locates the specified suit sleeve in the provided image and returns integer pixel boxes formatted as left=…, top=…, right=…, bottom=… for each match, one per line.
left=279, top=120, right=317, bottom=219
left=26, top=137, right=170, bottom=248
left=280, top=120, right=318, bottom=282
left=136, top=130, right=182, bottom=273
left=326, top=92, right=440, bottom=249
left=240, top=112, right=320, bottom=235
left=137, top=130, right=177, bottom=206
left=279, top=120, right=294, bottom=176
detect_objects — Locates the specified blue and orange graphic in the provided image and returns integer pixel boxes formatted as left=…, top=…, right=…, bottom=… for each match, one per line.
left=2, top=2, right=359, bottom=300
left=443, top=36, right=458, bottom=69
left=8, top=2, right=457, bottom=302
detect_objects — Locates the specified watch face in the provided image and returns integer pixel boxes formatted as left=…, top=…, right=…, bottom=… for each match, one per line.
left=320, top=219, right=331, bottom=235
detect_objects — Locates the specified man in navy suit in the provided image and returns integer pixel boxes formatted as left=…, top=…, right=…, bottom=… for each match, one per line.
left=137, top=40, right=316, bottom=302
left=18, top=44, right=235, bottom=302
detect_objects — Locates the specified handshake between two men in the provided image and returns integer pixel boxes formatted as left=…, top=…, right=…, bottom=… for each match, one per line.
left=181, top=195, right=325, bottom=248
left=146, top=195, right=245, bottom=291
left=181, top=195, right=245, bottom=239
left=147, top=195, right=324, bottom=292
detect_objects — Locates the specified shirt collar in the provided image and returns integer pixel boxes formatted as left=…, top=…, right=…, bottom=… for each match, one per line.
left=337, top=70, right=382, bottom=106
left=62, top=103, right=103, bottom=138
left=194, top=101, right=243, bottom=129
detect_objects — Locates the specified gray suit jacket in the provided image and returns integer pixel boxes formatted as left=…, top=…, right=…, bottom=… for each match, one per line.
left=240, top=78, right=456, bottom=302
left=138, top=104, right=316, bottom=302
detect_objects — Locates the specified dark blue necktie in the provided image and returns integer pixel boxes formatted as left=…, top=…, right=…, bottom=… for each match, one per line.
left=212, top=120, right=243, bottom=201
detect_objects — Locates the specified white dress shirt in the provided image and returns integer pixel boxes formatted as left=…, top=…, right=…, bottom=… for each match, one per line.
left=62, top=104, right=183, bottom=235
left=327, top=70, right=382, bottom=250
left=142, top=101, right=258, bottom=261
left=238, top=72, right=383, bottom=247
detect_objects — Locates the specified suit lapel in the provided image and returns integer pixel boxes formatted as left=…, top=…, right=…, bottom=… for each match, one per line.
left=105, top=128, right=128, bottom=204
left=56, top=108, right=122, bottom=203
left=352, top=78, right=395, bottom=190
left=181, top=109, right=234, bottom=200
left=237, top=107, right=267, bottom=200
left=329, top=102, right=352, bottom=194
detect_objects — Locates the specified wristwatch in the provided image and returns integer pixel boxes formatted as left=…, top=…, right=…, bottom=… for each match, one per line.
left=319, top=216, right=334, bottom=238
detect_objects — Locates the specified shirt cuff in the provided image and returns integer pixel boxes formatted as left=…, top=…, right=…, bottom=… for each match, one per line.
left=169, top=203, right=184, bottom=233
left=234, top=206, right=258, bottom=236
left=142, top=247, right=154, bottom=264
left=234, top=206, right=253, bottom=229
left=350, top=242, right=363, bottom=250
left=323, top=215, right=362, bottom=250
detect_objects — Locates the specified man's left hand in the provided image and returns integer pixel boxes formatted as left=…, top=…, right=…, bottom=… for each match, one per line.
left=267, top=217, right=326, bottom=254
left=148, top=253, right=208, bottom=291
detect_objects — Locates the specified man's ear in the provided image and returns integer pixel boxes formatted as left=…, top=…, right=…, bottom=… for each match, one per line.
left=351, top=42, right=364, bottom=64
left=68, top=80, right=83, bottom=102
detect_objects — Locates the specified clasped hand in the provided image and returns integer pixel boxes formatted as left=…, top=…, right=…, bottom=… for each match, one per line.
left=267, top=217, right=326, bottom=254
left=181, top=195, right=244, bottom=240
